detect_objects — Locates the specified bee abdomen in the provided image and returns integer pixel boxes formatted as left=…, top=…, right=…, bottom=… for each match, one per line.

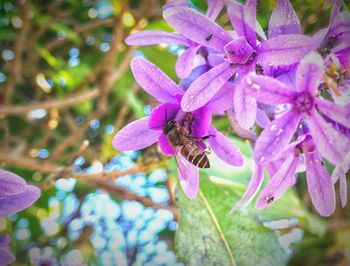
left=181, top=142, right=210, bottom=168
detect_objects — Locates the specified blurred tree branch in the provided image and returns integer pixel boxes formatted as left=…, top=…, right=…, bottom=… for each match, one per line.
left=0, top=0, right=175, bottom=219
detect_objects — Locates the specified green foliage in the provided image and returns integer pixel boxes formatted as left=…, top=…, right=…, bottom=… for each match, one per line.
left=176, top=176, right=287, bottom=266
left=176, top=137, right=327, bottom=265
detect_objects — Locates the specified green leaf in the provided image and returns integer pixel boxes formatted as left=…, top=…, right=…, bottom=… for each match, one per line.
left=175, top=176, right=288, bottom=266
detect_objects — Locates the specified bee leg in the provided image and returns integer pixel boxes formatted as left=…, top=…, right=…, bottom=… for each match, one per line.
left=188, top=134, right=215, bottom=142
left=199, top=134, right=215, bottom=141
left=205, top=146, right=211, bottom=154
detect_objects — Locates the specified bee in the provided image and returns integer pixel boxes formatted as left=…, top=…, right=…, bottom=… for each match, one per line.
left=163, top=119, right=210, bottom=169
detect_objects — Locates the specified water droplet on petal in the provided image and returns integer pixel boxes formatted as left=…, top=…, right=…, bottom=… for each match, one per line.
left=270, top=124, right=277, bottom=131
left=259, top=156, right=265, bottom=162
left=246, top=77, right=253, bottom=85
left=252, top=83, right=260, bottom=90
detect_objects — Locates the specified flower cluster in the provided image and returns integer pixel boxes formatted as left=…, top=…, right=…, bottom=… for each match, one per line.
left=0, top=169, right=40, bottom=265
left=114, top=0, right=350, bottom=216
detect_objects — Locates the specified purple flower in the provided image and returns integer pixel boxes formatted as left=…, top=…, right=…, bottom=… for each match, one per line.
left=0, top=234, right=14, bottom=266
left=113, top=57, right=243, bottom=198
left=0, top=169, right=41, bottom=265
left=163, top=0, right=316, bottom=129
left=314, top=0, right=350, bottom=59
left=125, top=0, right=225, bottom=79
left=244, top=52, right=350, bottom=166
left=234, top=134, right=338, bottom=217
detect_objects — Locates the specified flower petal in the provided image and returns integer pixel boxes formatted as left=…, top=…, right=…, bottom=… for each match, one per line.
left=231, top=163, right=264, bottom=212
left=163, top=7, right=232, bottom=53
left=125, top=30, right=192, bottom=46
left=254, top=110, right=301, bottom=164
left=339, top=168, right=347, bottom=207
left=307, top=108, right=350, bottom=166
left=295, top=52, right=323, bottom=94
left=227, top=1, right=256, bottom=47
left=255, top=153, right=298, bottom=209
left=244, top=73, right=296, bottom=104
left=208, top=126, right=244, bottom=166
left=305, top=150, right=336, bottom=216
left=206, top=0, right=225, bottom=20
left=315, top=98, right=350, bottom=128
left=234, top=77, right=257, bottom=129
left=176, top=45, right=200, bottom=79
left=268, top=0, right=301, bottom=38
left=0, top=169, right=26, bottom=198
left=256, top=108, right=270, bottom=129
left=181, top=61, right=235, bottom=111
left=149, top=103, right=180, bottom=130
left=177, top=154, right=199, bottom=199
left=158, top=134, right=174, bottom=156
left=162, top=0, right=192, bottom=9
left=257, top=34, right=315, bottom=66
left=0, top=234, right=10, bottom=247
left=192, top=107, right=212, bottom=137
left=0, top=185, right=40, bottom=217
left=113, top=117, right=161, bottom=151
left=131, top=57, right=183, bottom=103
left=0, top=248, right=15, bottom=266
left=206, top=81, right=235, bottom=113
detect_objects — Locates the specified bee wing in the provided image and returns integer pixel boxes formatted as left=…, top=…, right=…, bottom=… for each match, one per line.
left=181, top=140, right=210, bottom=168
left=173, top=149, right=199, bottom=199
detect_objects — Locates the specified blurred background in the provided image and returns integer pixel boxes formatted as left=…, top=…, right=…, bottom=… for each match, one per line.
left=0, top=0, right=349, bottom=265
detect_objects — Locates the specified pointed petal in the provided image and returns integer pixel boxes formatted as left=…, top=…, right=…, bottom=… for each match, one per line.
left=244, top=0, right=257, bottom=44
left=0, top=169, right=26, bottom=198
left=206, top=81, right=235, bottom=113
left=181, top=61, right=235, bottom=111
left=192, top=107, right=212, bottom=137
left=113, top=117, right=161, bottom=151
left=158, top=134, right=174, bottom=156
left=256, top=108, right=270, bottom=129
left=149, top=103, right=180, bottom=130
left=0, top=248, right=15, bottom=266
left=131, top=57, right=183, bottom=103
left=305, top=150, right=336, bottom=216
left=125, top=30, right=192, bottom=46
left=0, top=234, right=10, bottom=247
left=268, top=0, right=301, bottom=38
left=307, top=108, right=350, bottom=166
left=244, top=73, right=296, bottom=104
left=295, top=52, right=323, bottom=94
left=339, top=168, right=347, bottom=207
left=257, top=34, right=315, bottom=66
left=163, top=7, right=232, bottom=53
left=0, top=185, right=40, bottom=217
left=313, top=27, right=329, bottom=48
left=206, top=0, right=225, bottom=20
left=254, top=110, right=301, bottom=164
left=234, top=78, right=257, bottom=129
left=208, top=126, right=244, bottom=166
left=231, top=163, right=264, bottom=211
left=315, top=98, right=350, bottom=128
left=177, top=154, right=199, bottom=199
left=176, top=45, right=200, bottom=79
left=227, top=1, right=256, bottom=46
left=255, top=153, right=298, bottom=209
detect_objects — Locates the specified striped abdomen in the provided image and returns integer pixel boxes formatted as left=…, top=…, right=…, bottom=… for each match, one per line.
left=181, top=140, right=210, bottom=168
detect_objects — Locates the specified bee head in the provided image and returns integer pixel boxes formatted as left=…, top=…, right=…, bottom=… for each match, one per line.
left=163, top=120, right=176, bottom=134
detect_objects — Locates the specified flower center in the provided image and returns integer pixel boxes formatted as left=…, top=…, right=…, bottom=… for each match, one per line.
left=293, top=92, right=314, bottom=114
left=224, top=37, right=255, bottom=64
